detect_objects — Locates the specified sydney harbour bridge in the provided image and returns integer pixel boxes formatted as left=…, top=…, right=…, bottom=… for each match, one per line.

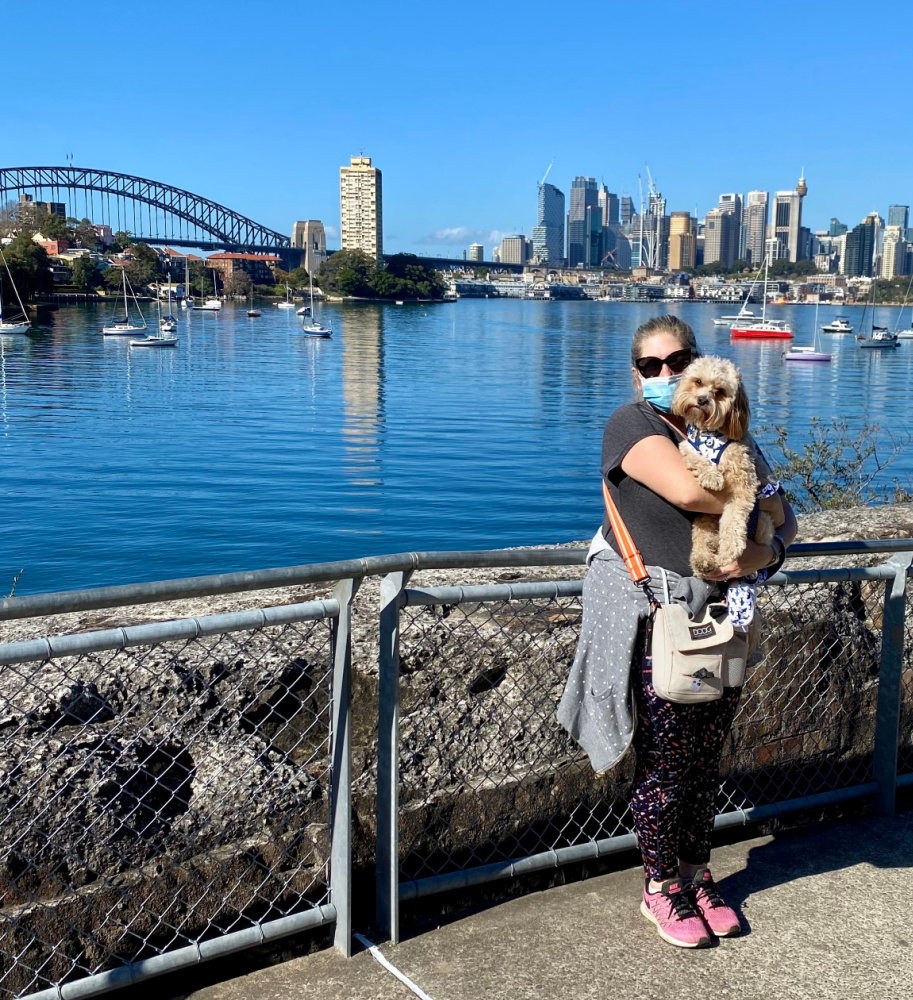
left=0, top=166, right=519, bottom=272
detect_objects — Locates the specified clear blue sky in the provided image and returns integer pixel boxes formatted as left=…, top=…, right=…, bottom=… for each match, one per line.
left=3, top=0, right=911, bottom=256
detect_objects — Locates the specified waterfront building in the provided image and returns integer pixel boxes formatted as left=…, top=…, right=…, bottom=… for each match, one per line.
left=208, top=252, right=283, bottom=285
left=535, top=182, right=565, bottom=264
left=768, top=173, right=807, bottom=262
left=499, top=235, right=530, bottom=265
left=598, top=185, right=619, bottom=226
left=888, top=205, right=909, bottom=231
left=585, top=206, right=603, bottom=267
left=718, top=193, right=743, bottom=261
left=620, top=195, right=634, bottom=225
left=468, top=243, right=484, bottom=262
left=667, top=212, right=695, bottom=270
left=340, top=155, right=383, bottom=262
left=881, top=225, right=908, bottom=277
left=843, top=214, right=878, bottom=277
left=291, top=220, right=327, bottom=277
left=567, top=176, right=598, bottom=267
left=743, top=191, right=769, bottom=265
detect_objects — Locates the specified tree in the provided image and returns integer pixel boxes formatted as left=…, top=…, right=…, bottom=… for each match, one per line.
left=71, top=257, right=100, bottom=290
left=372, top=253, right=446, bottom=299
left=0, top=233, right=53, bottom=301
left=223, top=270, right=252, bottom=296
left=73, top=217, right=99, bottom=251
left=288, top=266, right=310, bottom=288
left=124, top=242, right=160, bottom=289
left=38, top=213, right=68, bottom=241
left=316, top=249, right=376, bottom=296
left=112, top=230, right=132, bottom=252
left=761, top=418, right=913, bottom=512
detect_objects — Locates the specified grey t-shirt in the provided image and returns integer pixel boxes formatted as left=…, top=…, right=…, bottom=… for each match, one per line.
left=601, top=401, right=696, bottom=577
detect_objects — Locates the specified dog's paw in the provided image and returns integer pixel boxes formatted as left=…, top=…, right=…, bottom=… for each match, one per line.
left=695, top=468, right=725, bottom=491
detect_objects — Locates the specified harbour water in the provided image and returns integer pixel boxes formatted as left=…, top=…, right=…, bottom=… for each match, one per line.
left=2, top=298, right=912, bottom=595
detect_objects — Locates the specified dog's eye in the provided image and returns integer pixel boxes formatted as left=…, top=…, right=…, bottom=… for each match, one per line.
left=715, top=389, right=725, bottom=398
left=693, top=378, right=702, bottom=387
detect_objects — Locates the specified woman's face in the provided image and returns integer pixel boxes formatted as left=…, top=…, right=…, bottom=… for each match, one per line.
left=632, top=331, right=688, bottom=384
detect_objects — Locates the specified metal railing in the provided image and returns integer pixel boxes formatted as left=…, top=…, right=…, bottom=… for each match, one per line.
left=0, top=540, right=910, bottom=994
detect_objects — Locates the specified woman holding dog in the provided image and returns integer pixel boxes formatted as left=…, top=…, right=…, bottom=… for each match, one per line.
left=558, top=315, right=797, bottom=949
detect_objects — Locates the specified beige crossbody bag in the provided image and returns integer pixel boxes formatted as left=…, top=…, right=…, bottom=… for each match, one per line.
left=602, top=480, right=748, bottom=704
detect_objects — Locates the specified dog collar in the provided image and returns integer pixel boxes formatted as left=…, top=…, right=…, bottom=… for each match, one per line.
left=686, top=426, right=731, bottom=465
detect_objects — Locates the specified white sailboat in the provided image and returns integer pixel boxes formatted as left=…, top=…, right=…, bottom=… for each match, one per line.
left=195, top=268, right=222, bottom=310
left=102, top=269, right=147, bottom=335
left=783, top=299, right=831, bottom=362
left=276, top=281, right=295, bottom=309
left=131, top=290, right=178, bottom=347
left=0, top=249, right=31, bottom=334
left=893, top=272, right=913, bottom=338
left=300, top=270, right=331, bottom=337
left=856, top=279, right=899, bottom=349
left=181, top=255, right=193, bottom=309
left=160, top=275, right=178, bottom=333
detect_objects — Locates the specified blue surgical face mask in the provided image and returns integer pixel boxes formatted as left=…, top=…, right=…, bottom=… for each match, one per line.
left=641, top=373, right=681, bottom=413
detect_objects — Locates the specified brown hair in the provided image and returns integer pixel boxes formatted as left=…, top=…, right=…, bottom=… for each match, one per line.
left=630, top=315, right=699, bottom=365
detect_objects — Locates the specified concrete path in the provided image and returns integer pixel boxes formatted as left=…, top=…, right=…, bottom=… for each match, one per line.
left=183, top=811, right=913, bottom=1000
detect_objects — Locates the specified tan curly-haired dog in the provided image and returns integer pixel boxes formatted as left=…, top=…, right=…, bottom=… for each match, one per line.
left=671, top=356, right=775, bottom=578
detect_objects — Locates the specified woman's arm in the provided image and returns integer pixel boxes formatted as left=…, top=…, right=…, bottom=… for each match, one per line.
left=620, top=434, right=727, bottom=514
left=705, top=497, right=798, bottom=581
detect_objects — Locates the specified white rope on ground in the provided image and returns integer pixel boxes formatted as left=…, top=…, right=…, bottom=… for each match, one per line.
left=353, top=932, right=437, bottom=1000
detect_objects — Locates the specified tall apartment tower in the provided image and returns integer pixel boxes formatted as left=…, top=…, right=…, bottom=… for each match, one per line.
left=291, top=220, right=327, bottom=277
left=769, top=172, right=807, bottom=262
left=743, top=191, right=769, bottom=265
left=703, top=209, right=739, bottom=268
left=881, top=226, right=907, bottom=277
left=844, top=214, right=878, bottom=276
left=567, top=176, right=598, bottom=267
left=667, top=212, right=695, bottom=270
left=533, top=182, right=565, bottom=263
left=339, top=155, right=383, bottom=262
left=468, top=243, right=484, bottom=262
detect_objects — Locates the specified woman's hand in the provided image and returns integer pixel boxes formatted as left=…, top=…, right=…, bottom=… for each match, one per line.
left=704, top=539, right=775, bottom=581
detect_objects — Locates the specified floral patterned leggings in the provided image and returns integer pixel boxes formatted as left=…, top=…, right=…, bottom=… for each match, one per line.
left=630, top=626, right=742, bottom=881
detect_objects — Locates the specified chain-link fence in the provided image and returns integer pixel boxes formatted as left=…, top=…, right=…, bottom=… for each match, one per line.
left=377, top=557, right=911, bottom=941
left=899, top=573, right=913, bottom=778
left=0, top=600, right=339, bottom=1000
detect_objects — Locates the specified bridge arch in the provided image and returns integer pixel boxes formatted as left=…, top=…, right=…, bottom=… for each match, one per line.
left=0, top=166, right=291, bottom=252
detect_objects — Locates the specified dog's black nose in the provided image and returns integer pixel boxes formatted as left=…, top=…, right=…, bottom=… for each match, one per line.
left=697, top=394, right=709, bottom=406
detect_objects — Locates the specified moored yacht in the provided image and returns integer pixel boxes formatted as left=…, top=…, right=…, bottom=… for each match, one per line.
left=821, top=316, right=853, bottom=334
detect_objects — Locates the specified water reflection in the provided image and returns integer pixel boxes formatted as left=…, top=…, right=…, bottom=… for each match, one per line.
left=341, top=305, right=384, bottom=491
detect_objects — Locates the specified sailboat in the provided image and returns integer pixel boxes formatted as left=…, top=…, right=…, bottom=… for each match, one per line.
left=102, top=269, right=147, bottom=335
left=181, top=255, right=193, bottom=309
left=247, top=289, right=261, bottom=318
left=893, top=272, right=913, bottom=338
left=195, top=268, right=222, bottom=310
left=0, top=249, right=31, bottom=334
left=783, top=300, right=831, bottom=362
left=856, top=278, right=899, bottom=349
left=160, top=275, right=178, bottom=333
left=731, top=256, right=793, bottom=339
left=276, top=281, right=295, bottom=309
left=131, top=289, right=178, bottom=347
left=300, top=270, right=331, bottom=337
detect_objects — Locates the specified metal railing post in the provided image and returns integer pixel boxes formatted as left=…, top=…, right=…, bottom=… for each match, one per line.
left=873, top=553, right=912, bottom=816
left=330, top=577, right=360, bottom=956
left=376, top=569, right=412, bottom=943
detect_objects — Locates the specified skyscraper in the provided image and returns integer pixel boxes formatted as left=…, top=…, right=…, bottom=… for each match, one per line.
left=469, top=243, right=484, bottom=262
left=744, top=191, right=768, bottom=265
left=703, top=209, right=740, bottom=268
left=667, top=213, right=695, bottom=270
left=598, top=184, right=619, bottom=226
left=718, top=194, right=743, bottom=262
left=844, top=214, right=878, bottom=276
left=881, top=225, right=907, bottom=277
left=567, top=176, right=597, bottom=267
left=339, top=155, right=383, bottom=262
left=291, top=220, right=327, bottom=277
left=499, top=235, right=531, bottom=265
left=585, top=206, right=603, bottom=267
left=769, top=173, right=807, bottom=262
left=534, top=182, right=565, bottom=264
left=888, top=205, right=909, bottom=230
left=829, top=218, right=848, bottom=237
left=620, top=195, right=634, bottom=225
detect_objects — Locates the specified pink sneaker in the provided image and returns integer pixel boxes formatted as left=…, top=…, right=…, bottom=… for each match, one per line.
left=640, top=878, right=711, bottom=948
left=691, top=867, right=741, bottom=937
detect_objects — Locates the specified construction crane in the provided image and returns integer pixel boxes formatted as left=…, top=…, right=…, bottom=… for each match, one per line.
left=538, top=159, right=555, bottom=190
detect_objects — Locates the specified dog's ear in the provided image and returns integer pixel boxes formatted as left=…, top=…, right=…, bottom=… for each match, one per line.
left=724, top=381, right=751, bottom=440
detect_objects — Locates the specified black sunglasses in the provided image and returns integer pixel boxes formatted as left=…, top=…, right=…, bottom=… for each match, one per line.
left=634, top=349, right=694, bottom=379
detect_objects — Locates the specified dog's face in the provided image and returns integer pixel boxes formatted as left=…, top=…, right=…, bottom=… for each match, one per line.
left=671, top=356, right=750, bottom=439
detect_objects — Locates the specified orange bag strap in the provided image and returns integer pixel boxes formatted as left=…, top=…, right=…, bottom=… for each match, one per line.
left=601, top=478, right=652, bottom=588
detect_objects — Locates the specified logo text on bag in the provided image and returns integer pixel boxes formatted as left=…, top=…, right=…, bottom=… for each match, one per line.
left=689, top=623, right=716, bottom=640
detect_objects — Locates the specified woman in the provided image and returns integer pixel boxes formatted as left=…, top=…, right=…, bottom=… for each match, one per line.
left=558, top=315, right=797, bottom=949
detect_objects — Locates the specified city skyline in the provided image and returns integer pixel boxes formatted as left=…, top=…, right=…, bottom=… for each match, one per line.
left=1, top=1, right=910, bottom=259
